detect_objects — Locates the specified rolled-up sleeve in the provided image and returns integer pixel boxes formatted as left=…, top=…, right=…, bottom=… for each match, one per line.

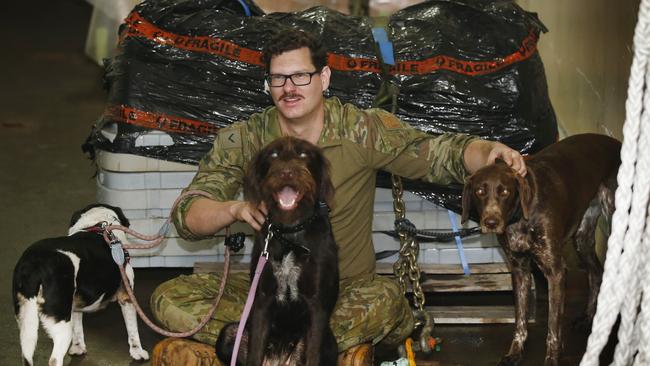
left=172, top=123, right=249, bottom=240
left=365, top=109, right=479, bottom=185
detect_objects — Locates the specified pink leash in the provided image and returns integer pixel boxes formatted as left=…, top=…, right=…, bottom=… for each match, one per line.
left=230, top=225, right=273, bottom=366
left=102, top=190, right=233, bottom=337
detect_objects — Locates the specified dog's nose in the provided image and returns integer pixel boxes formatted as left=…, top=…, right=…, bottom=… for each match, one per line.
left=279, top=169, right=294, bottom=179
left=484, top=218, right=498, bottom=229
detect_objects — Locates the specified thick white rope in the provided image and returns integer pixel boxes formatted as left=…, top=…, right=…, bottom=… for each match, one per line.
left=613, top=68, right=650, bottom=365
left=632, top=224, right=650, bottom=366
left=580, top=1, right=650, bottom=364
left=630, top=205, right=650, bottom=366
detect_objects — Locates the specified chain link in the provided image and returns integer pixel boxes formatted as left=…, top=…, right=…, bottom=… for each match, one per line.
left=391, top=175, right=426, bottom=312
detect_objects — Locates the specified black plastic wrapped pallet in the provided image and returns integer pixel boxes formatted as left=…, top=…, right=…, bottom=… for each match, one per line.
left=387, top=0, right=557, bottom=154
left=374, top=0, right=558, bottom=213
left=83, top=0, right=558, bottom=214
left=85, top=1, right=380, bottom=164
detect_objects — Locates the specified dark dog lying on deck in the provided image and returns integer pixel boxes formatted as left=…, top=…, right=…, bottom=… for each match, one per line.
left=461, top=133, right=621, bottom=366
left=216, top=136, right=339, bottom=365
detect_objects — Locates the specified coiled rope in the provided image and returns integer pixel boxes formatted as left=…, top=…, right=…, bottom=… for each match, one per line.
left=580, top=1, right=650, bottom=364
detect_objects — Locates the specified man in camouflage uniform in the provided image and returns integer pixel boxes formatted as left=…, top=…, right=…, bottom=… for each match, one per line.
left=150, top=29, right=526, bottom=365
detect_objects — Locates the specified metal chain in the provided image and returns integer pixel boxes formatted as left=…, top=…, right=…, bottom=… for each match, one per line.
left=391, top=175, right=426, bottom=312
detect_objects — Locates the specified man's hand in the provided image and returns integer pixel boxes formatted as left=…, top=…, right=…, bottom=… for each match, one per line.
left=464, top=139, right=527, bottom=176
left=185, top=198, right=268, bottom=237
left=229, top=201, right=268, bottom=231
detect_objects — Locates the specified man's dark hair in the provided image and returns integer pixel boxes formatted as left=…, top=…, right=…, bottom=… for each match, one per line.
left=262, top=29, right=327, bottom=71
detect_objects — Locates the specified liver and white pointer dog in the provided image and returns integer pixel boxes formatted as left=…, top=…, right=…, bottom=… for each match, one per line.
left=216, top=136, right=339, bottom=365
left=461, top=133, right=620, bottom=366
left=12, top=204, right=148, bottom=366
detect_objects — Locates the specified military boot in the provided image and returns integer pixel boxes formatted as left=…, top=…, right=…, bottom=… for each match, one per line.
left=338, top=343, right=374, bottom=366
left=151, top=337, right=221, bottom=366
left=152, top=338, right=373, bottom=365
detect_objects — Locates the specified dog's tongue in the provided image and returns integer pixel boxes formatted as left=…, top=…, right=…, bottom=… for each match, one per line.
left=276, top=186, right=299, bottom=211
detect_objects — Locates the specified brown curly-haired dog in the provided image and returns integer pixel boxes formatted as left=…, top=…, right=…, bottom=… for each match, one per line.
left=216, top=136, right=339, bottom=366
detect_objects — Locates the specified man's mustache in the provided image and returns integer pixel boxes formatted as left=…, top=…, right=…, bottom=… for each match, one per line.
left=280, top=93, right=303, bottom=100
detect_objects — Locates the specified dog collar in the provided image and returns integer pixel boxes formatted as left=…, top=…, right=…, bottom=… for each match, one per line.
left=268, top=201, right=330, bottom=234
left=272, top=233, right=311, bottom=256
left=263, top=201, right=330, bottom=256
left=81, top=222, right=131, bottom=264
left=264, top=222, right=313, bottom=256
left=81, top=222, right=108, bottom=234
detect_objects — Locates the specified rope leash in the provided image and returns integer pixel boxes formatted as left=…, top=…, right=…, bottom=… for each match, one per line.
left=104, top=190, right=236, bottom=338
left=117, top=249, right=231, bottom=338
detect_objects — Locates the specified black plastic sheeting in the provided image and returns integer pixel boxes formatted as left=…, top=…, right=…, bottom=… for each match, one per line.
left=84, top=0, right=557, bottom=214
left=85, top=0, right=380, bottom=164
left=376, top=0, right=558, bottom=213
left=389, top=0, right=556, bottom=152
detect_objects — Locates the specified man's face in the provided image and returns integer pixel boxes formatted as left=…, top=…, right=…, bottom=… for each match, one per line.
left=268, top=47, right=331, bottom=122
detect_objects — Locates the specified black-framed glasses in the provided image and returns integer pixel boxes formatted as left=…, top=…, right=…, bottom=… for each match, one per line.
left=266, top=70, right=320, bottom=87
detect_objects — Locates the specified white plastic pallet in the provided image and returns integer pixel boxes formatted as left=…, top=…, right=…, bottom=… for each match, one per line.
left=125, top=219, right=254, bottom=267
left=97, top=168, right=448, bottom=212
left=127, top=217, right=498, bottom=256
left=96, top=150, right=196, bottom=172
left=98, top=170, right=197, bottom=190
left=95, top=150, right=503, bottom=268
left=121, top=210, right=502, bottom=268
left=97, top=182, right=438, bottom=216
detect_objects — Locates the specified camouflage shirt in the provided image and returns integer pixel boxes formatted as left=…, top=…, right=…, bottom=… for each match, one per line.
left=174, top=97, right=478, bottom=279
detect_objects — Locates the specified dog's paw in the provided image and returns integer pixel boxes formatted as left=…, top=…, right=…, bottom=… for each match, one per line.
left=68, top=343, right=87, bottom=356
left=497, top=354, right=522, bottom=366
left=130, top=347, right=149, bottom=361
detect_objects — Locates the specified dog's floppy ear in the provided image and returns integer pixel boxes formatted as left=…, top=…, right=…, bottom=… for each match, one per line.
left=317, top=155, right=335, bottom=208
left=69, top=203, right=130, bottom=227
left=244, top=148, right=268, bottom=205
left=110, top=205, right=130, bottom=227
left=515, top=174, right=531, bottom=220
left=461, top=176, right=473, bottom=224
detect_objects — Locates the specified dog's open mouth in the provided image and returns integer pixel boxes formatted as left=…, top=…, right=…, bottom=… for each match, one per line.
left=274, top=186, right=304, bottom=211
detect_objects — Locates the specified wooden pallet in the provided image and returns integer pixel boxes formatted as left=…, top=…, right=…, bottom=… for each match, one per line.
left=194, top=262, right=535, bottom=324
left=376, top=263, right=535, bottom=324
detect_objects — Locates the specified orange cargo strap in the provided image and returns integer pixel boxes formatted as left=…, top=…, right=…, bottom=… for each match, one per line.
left=120, top=11, right=539, bottom=77
left=104, top=105, right=220, bottom=135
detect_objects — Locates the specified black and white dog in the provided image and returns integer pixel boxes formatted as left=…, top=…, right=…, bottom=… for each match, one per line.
left=12, top=204, right=149, bottom=366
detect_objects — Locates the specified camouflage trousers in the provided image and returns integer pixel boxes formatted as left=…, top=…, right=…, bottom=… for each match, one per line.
left=150, top=271, right=414, bottom=351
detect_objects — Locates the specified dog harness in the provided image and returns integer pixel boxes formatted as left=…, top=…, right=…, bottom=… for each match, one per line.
left=264, top=201, right=331, bottom=257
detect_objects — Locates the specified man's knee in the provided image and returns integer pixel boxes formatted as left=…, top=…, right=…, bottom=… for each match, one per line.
left=149, top=273, right=249, bottom=345
left=333, top=275, right=414, bottom=349
left=149, top=274, right=210, bottom=334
